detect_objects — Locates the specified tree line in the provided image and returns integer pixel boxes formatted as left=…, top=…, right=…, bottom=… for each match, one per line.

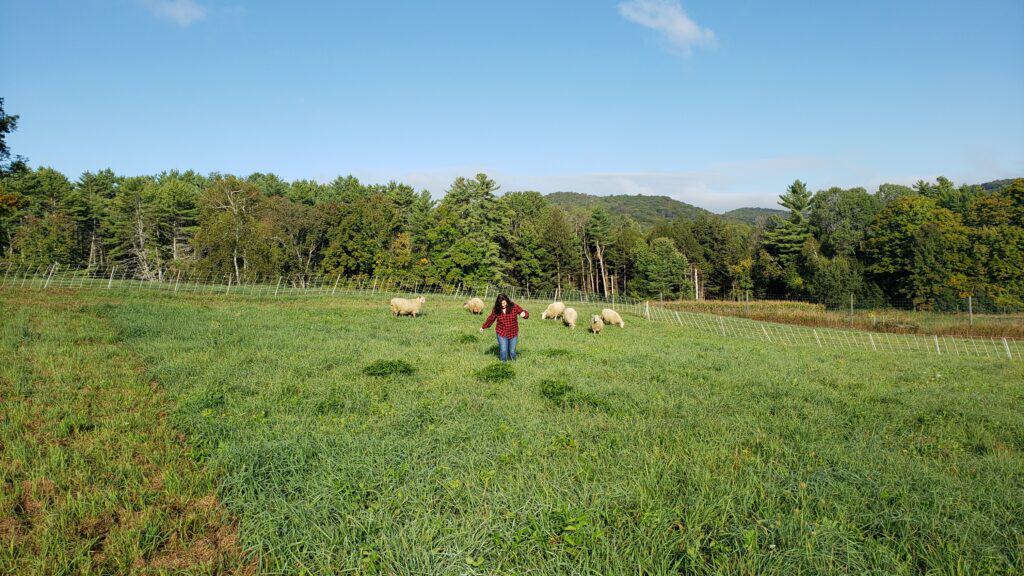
left=1, top=102, right=1021, bottom=310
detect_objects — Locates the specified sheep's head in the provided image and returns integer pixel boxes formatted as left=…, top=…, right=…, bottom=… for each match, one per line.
left=417, top=296, right=426, bottom=303
left=591, top=315, right=602, bottom=324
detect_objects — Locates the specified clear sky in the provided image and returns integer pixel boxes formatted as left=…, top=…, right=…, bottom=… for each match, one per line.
left=2, top=0, right=1022, bottom=211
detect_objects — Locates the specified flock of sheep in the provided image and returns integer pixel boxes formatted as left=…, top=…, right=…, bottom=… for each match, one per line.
left=390, top=296, right=624, bottom=335
left=535, top=300, right=625, bottom=334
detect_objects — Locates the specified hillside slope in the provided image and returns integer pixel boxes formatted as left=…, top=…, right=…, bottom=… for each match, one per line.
left=545, top=192, right=710, bottom=225
left=721, top=207, right=787, bottom=224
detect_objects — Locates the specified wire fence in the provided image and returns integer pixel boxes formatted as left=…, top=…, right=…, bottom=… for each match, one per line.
left=1, top=262, right=1020, bottom=361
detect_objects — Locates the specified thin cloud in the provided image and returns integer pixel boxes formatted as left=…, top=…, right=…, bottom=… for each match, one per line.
left=618, top=0, right=715, bottom=55
left=139, top=0, right=208, bottom=26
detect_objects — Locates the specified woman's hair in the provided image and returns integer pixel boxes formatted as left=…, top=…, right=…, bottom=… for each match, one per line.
left=492, top=293, right=515, bottom=316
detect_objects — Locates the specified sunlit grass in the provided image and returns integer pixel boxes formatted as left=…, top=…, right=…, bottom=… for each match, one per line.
left=2, top=288, right=1023, bottom=574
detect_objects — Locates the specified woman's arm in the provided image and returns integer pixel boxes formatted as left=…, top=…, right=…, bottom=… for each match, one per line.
left=516, top=304, right=529, bottom=319
left=481, top=312, right=497, bottom=330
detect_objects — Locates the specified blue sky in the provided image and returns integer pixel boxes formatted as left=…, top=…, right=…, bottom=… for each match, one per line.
left=2, top=0, right=1022, bottom=211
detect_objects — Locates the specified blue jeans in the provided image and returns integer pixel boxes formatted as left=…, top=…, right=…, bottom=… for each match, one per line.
left=497, top=334, right=518, bottom=362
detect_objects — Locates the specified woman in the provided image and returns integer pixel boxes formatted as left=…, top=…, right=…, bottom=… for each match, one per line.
left=480, top=293, right=529, bottom=362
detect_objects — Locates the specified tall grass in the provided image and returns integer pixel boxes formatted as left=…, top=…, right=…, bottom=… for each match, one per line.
left=668, top=299, right=1024, bottom=339
left=3, top=288, right=1023, bottom=574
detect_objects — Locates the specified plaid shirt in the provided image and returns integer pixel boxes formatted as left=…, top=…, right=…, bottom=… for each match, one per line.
left=482, top=304, right=529, bottom=338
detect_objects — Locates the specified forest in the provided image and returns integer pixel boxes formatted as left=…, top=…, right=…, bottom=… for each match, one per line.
left=1, top=105, right=1022, bottom=311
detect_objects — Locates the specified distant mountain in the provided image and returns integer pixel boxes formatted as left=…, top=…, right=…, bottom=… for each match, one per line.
left=544, top=192, right=710, bottom=226
left=720, top=207, right=787, bottom=225
left=978, top=178, right=1021, bottom=191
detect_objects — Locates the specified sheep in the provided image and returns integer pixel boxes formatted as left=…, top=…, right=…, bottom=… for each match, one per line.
left=390, top=296, right=426, bottom=317
left=590, top=315, right=605, bottom=334
left=463, top=297, right=485, bottom=314
left=542, top=301, right=566, bottom=320
left=562, top=307, right=578, bottom=329
left=600, top=308, right=625, bottom=328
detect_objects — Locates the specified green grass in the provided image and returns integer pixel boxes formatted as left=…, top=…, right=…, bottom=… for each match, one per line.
left=2, top=288, right=1023, bottom=575
left=0, top=292, right=249, bottom=575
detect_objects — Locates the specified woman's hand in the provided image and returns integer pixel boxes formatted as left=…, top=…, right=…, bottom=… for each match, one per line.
left=479, top=327, right=485, bottom=333
left=519, top=312, right=527, bottom=318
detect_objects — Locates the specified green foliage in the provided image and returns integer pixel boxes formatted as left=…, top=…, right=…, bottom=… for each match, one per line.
left=1, top=162, right=1021, bottom=310
left=808, top=186, right=881, bottom=257
left=865, top=195, right=969, bottom=308
left=631, top=237, right=692, bottom=298
left=11, top=212, right=76, bottom=266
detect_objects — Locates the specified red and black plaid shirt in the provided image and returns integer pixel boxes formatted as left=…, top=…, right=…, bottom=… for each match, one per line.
left=482, top=304, right=529, bottom=338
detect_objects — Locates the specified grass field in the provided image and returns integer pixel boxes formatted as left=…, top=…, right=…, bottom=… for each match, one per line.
left=2, top=288, right=1023, bottom=575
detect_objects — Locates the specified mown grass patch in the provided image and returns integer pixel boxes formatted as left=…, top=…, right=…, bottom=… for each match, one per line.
left=0, top=291, right=248, bottom=575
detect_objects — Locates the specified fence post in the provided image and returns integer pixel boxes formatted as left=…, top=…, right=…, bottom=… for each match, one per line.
left=107, top=266, right=116, bottom=289
left=226, top=275, right=232, bottom=294
left=644, top=301, right=650, bottom=320
left=968, top=296, right=973, bottom=327
left=813, top=329, right=822, bottom=348
left=332, top=274, right=341, bottom=296
left=1003, top=338, right=1012, bottom=360
left=934, top=335, right=941, bottom=355
left=849, top=293, right=854, bottom=324
left=745, top=291, right=750, bottom=316
left=274, top=276, right=282, bottom=297
left=44, top=263, right=57, bottom=288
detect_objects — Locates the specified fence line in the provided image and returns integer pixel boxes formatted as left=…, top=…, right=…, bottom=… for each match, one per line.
left=1, top=263, right=1018, bottom=361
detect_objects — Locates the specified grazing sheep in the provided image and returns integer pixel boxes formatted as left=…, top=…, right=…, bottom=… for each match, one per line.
left=390, top=296, right=426, bottom=317
left=590, top=315, right=605, bottom=334
left=463, top=297, right=485, bottom=314
left=542, top=301, right=566, bottom=320
left=562, top=307, right=578, bottom=329
left=600, top=308, right=625, bottom=328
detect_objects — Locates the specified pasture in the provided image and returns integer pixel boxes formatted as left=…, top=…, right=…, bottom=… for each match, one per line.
left=2, top=288, right=1023, bottom=575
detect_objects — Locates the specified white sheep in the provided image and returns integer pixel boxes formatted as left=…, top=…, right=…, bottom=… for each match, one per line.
left=590, top=315, right=605, bottom=334
left=463, top=297, right=485, bottom=314
left=390, top=296, right=426, bottom=317
left=542, top=301, right=566, bottom=320
left=600, top=308, right=625, bottom=328
left=562, top=307, right=578, bottom=329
